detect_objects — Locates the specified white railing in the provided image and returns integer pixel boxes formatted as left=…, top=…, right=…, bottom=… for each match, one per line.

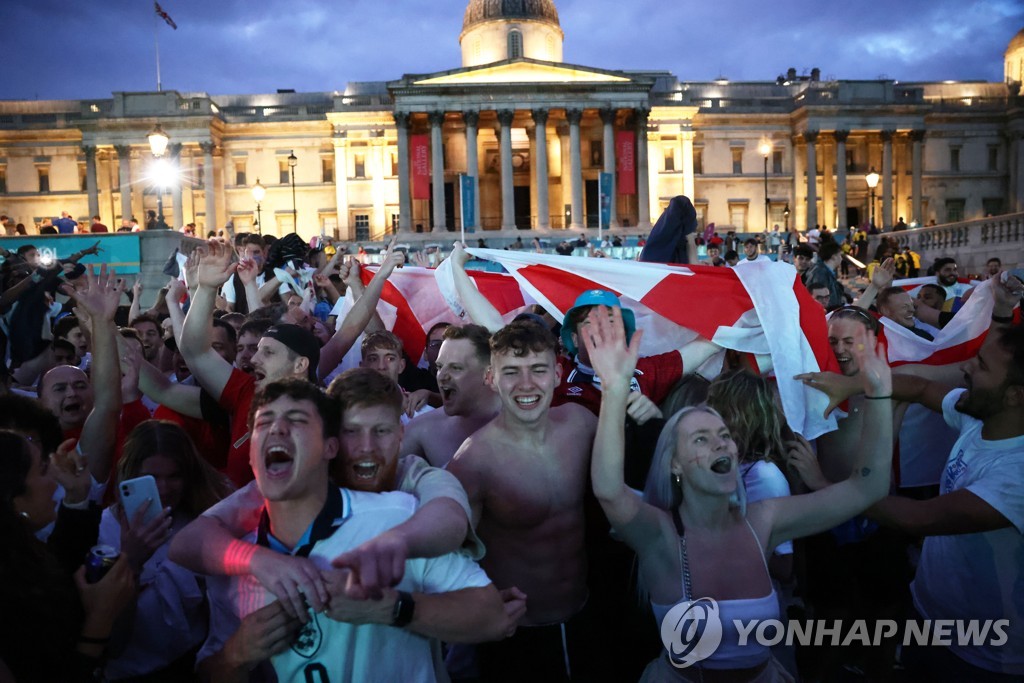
left=872, top=212, right=1024, bottom=273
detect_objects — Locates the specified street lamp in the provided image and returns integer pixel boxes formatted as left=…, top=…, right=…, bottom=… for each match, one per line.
left=287, top=150, right=298, bottom=232
left=783, top=203, right=790, bottom=231
left=147, top=124, right=170, bottom=230
left=758, top=141, right=772, bottom=232
left=865, top=167, right=880, bottom=230
left=251, top=178, right=265, bottom=236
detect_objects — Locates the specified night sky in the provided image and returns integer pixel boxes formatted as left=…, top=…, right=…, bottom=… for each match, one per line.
left=2, top=0, right=1021, bottom=101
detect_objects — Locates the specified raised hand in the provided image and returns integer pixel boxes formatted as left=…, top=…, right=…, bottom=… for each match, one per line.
left=871, top=257, right=895, bottom=289
left=194, top=240, right=237, bottom=289
left=411, top=250, right=432, bottom=268
left=341, top=257, right=361, bottom=290
left=81, top=240, right=103, bottom=257
left=450, top=241, right=471, bottom=268
left=785, top=434, right=829, bottom=491
left=580, top=305, right=643, bottom=391
left=236, top=257, right=259, bottom=286
left=165, top=277, right=187, bottom=305
left=50, top=438, right=91, bottom=505
left=62, top=265, right=125, bottom=322
left=379, top=236, right=406, bottom=276
left=851, top=327, right=891, bottom=399
left=625, top=391, right=662, bottom=425
left=794, top=370, right=862, bottom=418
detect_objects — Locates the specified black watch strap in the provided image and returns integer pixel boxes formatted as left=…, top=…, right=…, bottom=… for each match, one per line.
left=392, top=590, right=415, bottom=628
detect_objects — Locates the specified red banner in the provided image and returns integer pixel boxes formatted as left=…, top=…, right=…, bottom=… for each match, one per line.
left=411, top=135, right=430, bottom=200
left=616, top=130, right=636, bottom=195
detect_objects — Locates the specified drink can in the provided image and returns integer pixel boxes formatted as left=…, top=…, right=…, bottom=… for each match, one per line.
left=85, top=545, right=118, bottom=584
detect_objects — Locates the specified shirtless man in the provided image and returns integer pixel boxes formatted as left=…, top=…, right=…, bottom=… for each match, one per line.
left=402, top=324, right=501, bottom=468
left=447, top=320, right=597, bottom=681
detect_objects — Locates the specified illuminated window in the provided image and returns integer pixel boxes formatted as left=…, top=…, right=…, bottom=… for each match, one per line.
left=321, top=157, right=334, bottom=183
left=664, top=147, right=675, bottom=172
left=354, top=154, right=365, bottom=178
left=279, top=160, right=290, bottom=185
left=732, top=148, right=743, bottom=175
left=235, top=161, right=246, bottom=186
left=390, top=151, right=398, bottom=177
left=79, top=164, right=87, bottom=192
left=693, top=148, right=703, bottom=175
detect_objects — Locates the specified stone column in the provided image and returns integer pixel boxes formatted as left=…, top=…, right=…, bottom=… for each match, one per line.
left=463, top=111, right=481, bottom=230
left=821, top=139, right=834, bottom=229
left=395, top=113, right=412, bottom=231
left=371, top=135, right=386, bottom=235
left=566, top=108, right=584, bottom=229
left=331, top=128, right=350, bottom=238
left=600, top=107, right=617, bottom=228
left=636, top=108, right=651, bottom=229
left=429, top=111, right=446, bottom=232
left=682, top=125, right=695, bottom=200
left=532, top=109, right=550, bottom=229
left=804, top=130, right=818, bottom=230
left=167, top=143, right=183, bottom=229
left=910, top=130, right=925, bottom=223
left=114, top=145, right=133, bottom=223
left=495, top=109, right=516, bottom=231
left=1014, top=132, right=1024, bottom=214
left=834, top=130, right=849, bottom=230
left=199, top=142, right=216, bottom=231
left=83, top=145, right=99, bottom=218
left=881, top=130, right=894, bottom=230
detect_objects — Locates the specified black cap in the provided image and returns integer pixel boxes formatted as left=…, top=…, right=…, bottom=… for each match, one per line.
left=262, top=324, right=320, bottom=382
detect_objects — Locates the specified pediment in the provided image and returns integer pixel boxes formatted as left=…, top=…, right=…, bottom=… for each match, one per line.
left=412, top=60, right=631, bottom=86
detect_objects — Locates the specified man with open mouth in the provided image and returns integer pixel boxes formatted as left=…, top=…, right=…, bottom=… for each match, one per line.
left=402, top=323, right=502, bottom=468
left=190, top=378, right=509, bottom=682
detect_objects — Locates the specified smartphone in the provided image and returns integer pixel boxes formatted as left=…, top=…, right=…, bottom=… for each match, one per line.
left=119, top=475, right=163, bottom=529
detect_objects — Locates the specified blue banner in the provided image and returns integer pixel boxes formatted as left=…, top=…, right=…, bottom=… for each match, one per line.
left=599, top=172, right=613, bottom=228
left=460, top=174, right=475, bottom=233
left=0, top=233, right=141, bottom=273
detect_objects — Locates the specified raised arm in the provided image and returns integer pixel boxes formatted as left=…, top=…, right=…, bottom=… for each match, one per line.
left=852, top=257, right=894, bottom=309
left=235, top=258, right=263, bottom=313
left=584, top=306, right=665, bottom=550
left=763, top=328, right=893, bottom=548
left=317, top=239, right=405, bottom=379
left=66, top=266, right=125, bottom=481
left=449, top=242, right=504, bottom=333
left=180, top=241, right=236, bottom=401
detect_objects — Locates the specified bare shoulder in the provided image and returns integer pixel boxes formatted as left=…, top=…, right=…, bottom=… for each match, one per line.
left=448, top=426, right=493, bottom=472
left=551, top=402, right=597, bottom=432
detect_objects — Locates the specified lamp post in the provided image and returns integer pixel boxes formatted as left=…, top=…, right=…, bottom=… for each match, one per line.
left=287, top=150, right=298, bottom=232
left=783, top=203, right=790, bottom=231
left=251, top=179, right=265, bottom=236
left=865, top=167, right=880, bottom=230
left=758, top=141, right=772, bottom=232
left=147, top=124, right=170, bottom=230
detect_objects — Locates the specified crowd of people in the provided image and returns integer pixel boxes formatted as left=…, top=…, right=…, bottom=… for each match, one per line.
left=0, top=218, right=1020, bottom=683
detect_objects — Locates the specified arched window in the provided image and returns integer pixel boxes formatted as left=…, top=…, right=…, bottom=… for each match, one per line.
left=508, top=30, right=522, bottom=59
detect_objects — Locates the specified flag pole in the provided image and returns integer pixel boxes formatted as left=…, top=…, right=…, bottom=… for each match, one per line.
left=154, top=7, right=162, bottom=91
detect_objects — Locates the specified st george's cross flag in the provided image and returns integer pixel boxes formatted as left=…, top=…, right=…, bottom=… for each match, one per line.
left=155, top=2, right=177, bottom=30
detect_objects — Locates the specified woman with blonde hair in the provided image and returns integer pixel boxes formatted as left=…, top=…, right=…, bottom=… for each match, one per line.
left=586, top=306, right=893, bottom=682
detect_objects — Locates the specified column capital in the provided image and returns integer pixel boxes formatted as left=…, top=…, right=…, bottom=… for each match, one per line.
left=198, top=141, right=216, bottom=155
left=565, top=108, right=583, bottom=125
left=880, top=129, right=896, bottom=143
left=113, top=144, right=132, bottom=157
left=428, top=111, right=446, bottom=127
left=802, top=130, right=819, bottom=144
left=394, top=112, right=411, bottom=130
left=599, top=107, right=616, bottom=125
left=833, top=130, right=850, bottom=143
left=909, top=129, right=926, bottom=143
left=81, top=145, right=97, bottom=158
left=463, top=110, right=480, bottom=128
left=531, top=108, right=549, bottom=126
left=497, top=109, right=515, bottom=127
left=634, top=107, right=650, bottom=122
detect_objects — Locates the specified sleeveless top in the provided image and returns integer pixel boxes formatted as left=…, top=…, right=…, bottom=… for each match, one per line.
left=650, top=512, right=779, bottom=670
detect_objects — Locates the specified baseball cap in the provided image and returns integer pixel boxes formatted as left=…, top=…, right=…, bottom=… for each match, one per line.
left=262, top=324, right=321, bottom=382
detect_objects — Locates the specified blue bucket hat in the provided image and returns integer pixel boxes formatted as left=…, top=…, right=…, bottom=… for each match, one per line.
left=560, top=289, right=636, bottom=355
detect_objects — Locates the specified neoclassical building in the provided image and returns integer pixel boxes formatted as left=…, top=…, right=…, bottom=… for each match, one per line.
left=1, top=2, right=1022, bottom=241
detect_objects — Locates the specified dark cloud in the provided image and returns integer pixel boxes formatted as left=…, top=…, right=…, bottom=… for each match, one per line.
left=0, top=0, right=1019, bottom=100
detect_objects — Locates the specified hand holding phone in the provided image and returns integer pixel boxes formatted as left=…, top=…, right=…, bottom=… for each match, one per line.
left=119, top=475, right=164, bottom=529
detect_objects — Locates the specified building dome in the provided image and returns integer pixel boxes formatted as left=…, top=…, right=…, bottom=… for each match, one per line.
left=462, top=0, right=561, bottom=33
left=1005, top=27, right=1024, bottom=83
left=460, top=0, right=564, bottom=67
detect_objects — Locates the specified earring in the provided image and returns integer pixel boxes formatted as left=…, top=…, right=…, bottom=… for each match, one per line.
left=672, top=474, right=681, bottom=488
left=18, top=511, right=29, bottom=520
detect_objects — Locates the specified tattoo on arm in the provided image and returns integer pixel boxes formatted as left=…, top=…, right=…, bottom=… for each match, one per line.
left=860, top=468, right=871, bottom=477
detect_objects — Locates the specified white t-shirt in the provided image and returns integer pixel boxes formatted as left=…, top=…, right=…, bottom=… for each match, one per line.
left=198, top=489, right=492, bottom=682
left=742, top=460, right=793, bottom=555
left=896, top=403, right=959, bottom=488
left=734, top=254, right=773, bottom=266
left=911, top=389, right=1024, bottom=675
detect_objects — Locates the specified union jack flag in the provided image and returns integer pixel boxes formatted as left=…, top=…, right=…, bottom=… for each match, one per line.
left=155, top=2, right=177, bottom=30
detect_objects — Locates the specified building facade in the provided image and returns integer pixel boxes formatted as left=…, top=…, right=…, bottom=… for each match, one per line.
left=1, top=3, right=1022, bottom=242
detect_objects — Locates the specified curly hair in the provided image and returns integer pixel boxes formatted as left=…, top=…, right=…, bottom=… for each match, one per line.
left=706, top=369, right=786, bottom=467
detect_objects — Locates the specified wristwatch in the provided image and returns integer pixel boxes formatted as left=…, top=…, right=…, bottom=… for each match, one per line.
left=391, top=590, right=415, bottom=628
